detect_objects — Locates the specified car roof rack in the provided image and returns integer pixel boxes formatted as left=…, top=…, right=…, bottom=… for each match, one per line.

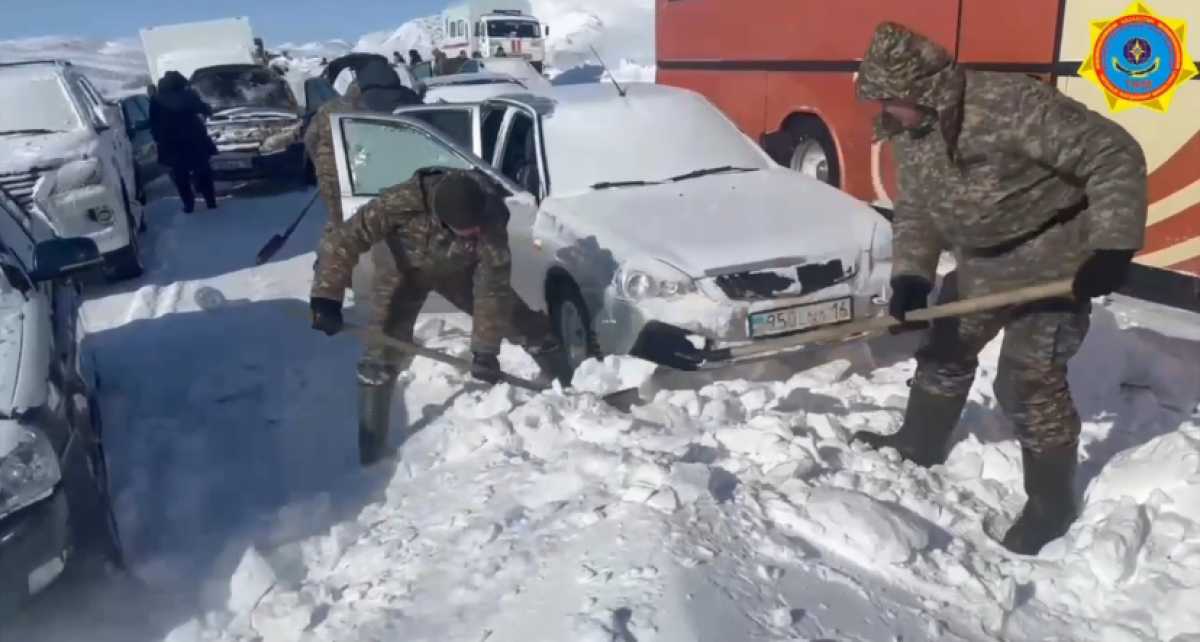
left=0, top=59, right=72, bottom=69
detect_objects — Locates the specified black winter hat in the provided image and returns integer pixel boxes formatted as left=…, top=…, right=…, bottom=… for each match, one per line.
left=432, top=173, right=488, bottom=230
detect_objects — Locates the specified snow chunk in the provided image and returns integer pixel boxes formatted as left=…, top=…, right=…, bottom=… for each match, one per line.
left=228, top=546, right=277, bottom=615
left=251, top=590, right=316, bottom=642
left=768, top=488, right=933, bottom=565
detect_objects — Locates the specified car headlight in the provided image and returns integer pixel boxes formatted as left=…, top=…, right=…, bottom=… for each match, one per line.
left=260, top=123, right=302, bottom=154
left=53, top=157, right=105, bottom=193
left=614, top=259, right=696, bottom=301
left=0, top=424, right=62, bottom=521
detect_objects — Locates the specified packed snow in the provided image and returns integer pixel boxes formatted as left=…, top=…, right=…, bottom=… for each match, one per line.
left=0, top=174, right=1196, bottom=642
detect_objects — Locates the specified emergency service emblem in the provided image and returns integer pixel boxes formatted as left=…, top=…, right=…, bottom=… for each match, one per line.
left=1079, top=1, right=1197, bottom=113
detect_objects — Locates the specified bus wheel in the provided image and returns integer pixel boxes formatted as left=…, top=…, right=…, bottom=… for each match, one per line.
left=783, top=117, right=840, bottom=188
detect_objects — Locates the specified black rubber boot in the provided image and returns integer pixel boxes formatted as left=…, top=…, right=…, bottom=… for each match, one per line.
left=852, top=386, right=968, bottom=467
left=358, top=381, right=398, bottom=467
left=1001, top=443, right=1079, bottom=555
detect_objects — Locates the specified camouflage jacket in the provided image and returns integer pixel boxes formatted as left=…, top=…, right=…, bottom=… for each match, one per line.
left=311, top=169, right=514, bottom=354
left=305, top=85, right=363, bottom=225
left=856, top=22, right=1148, bottom=283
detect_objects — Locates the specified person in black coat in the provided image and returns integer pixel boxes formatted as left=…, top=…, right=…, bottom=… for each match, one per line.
left=150, top=71, right=219, bottom=213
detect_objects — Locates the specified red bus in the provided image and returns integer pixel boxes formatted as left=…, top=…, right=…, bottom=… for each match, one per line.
left=657, top=0, right=1200, bottom=309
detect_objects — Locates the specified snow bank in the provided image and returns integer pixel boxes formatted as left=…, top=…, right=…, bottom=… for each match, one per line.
left=0, top=35, right=149, bottom=97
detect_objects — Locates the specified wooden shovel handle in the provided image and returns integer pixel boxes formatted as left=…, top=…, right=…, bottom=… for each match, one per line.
left=726, top=278, right=1075, bottom=361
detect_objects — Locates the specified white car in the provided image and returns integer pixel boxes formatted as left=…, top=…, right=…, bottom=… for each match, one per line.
left=327, top=83, right=893, bottom=372
left=0, top=188, right=121, bottom=615
left=422, top=71, right=529, bottom=104
left=456, top=57, right=553, bottom=93
left=0, top=60, right=146, bottom=281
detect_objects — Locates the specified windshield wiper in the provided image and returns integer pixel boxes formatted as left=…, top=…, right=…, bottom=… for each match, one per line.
left=666, top=166, right=758, bottom=182
left=590, top=180, right=661, bottom=190
left=0, top=128, right=61, bottom=136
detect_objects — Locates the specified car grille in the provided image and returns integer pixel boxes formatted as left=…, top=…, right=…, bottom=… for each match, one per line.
left=0, top=169, right=42, bottom=209
left=715, top=259, right=853, bottom=302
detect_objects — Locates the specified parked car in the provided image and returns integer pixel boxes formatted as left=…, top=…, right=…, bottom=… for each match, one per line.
left=456, top=57, right=552, bottom=93
left=0, top=60, right=146, bottom=281
left=326, top=83, right=894, bottom=373
left=323, top=52, right=423, bottom=97
left=0, top=188, right=122, bottom=617
left=422, top=71, right=528, bottom=104
left=117, top=92, right=166, bottom=204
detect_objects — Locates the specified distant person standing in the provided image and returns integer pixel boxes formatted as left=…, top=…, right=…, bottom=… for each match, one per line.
left=150, top=71, right=218, bottom=213
left=408, top=49, right=423, bottom=66
left=393, top=51, right=405, bottom=65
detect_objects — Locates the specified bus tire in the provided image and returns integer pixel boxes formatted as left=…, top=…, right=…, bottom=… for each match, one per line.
left=772, top=116, right=841, bottom=189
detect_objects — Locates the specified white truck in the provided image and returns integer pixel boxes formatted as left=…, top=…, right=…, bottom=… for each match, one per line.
left=140, top=18, right=310, bottom=182
left=440, top=0, right=548, bottom=72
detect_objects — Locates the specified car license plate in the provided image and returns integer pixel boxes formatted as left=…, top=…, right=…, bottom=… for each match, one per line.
left=748, top=297, right=853, bottom=338
left=214, top=157, right=253, bottom=170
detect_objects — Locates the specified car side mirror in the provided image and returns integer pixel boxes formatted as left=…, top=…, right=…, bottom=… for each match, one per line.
left=29, top=237, right=104, bottom=283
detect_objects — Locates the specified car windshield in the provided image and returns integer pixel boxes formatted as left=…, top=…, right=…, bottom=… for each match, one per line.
left=541, top=89, right=771, bottom=197
left=0, top=73, right=83, bottom=134
left=191, top=67, right=298, bottom=114
left=486, top=19, right=541, bottom=38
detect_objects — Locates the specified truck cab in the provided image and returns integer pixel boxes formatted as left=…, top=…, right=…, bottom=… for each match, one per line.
left=442, top=1, right=548, bottom=72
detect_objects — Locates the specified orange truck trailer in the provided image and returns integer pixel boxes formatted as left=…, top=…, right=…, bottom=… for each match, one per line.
left=657, top=0, right=1200, bottom=311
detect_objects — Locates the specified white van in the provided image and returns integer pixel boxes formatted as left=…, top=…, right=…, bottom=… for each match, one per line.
left=441, top=0, right=548, bottom=72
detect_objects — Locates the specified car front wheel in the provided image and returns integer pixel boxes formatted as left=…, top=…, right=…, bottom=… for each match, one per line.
left=549, top=279, right=599, bottom=373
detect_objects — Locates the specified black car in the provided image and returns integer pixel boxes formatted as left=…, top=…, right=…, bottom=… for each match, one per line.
left=0, top=188, right=122, bottom=616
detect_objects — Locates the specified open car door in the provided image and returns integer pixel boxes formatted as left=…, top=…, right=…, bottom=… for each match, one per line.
left=327, top=112, right=548, bottom=310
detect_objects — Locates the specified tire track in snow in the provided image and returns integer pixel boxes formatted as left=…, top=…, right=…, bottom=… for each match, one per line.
left=123, top=281, right=188, bottom=324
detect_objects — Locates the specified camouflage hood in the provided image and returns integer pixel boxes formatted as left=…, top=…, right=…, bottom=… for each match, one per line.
left=855, top=22, right=966, bottom=154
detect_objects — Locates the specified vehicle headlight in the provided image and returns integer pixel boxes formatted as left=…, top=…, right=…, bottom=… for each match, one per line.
left=0, top=424, right=61, bottom=521
left=614, top=259, right=696, bottom=301
left=260, top=123, right=302, bottom=154
left=53, top=157, right=105, bottom=193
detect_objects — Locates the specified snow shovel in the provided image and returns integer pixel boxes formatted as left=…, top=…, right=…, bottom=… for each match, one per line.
left=338, top=320, right=644, bottom=411
left=632, top=278, right=1077, bottom=370
left=255, top=191, right=321, bottom=265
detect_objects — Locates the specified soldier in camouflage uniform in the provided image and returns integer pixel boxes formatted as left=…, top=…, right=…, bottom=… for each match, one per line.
left=308, top=167, right=571, bottom=466
left=305, top=59, right=421, bottom=232
left=850, top=22, right=1147, bottom=555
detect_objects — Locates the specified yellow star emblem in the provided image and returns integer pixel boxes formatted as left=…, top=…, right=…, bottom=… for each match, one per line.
left=1078, top=1, right=1198, bottom=113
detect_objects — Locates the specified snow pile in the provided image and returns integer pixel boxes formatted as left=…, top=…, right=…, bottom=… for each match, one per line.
left=533, top=0, right=655, bottom=81
left=354, top=16, right=444, bottom=61
left=0, top=35, right=149, bottom=97
left=149, top=298, right=1199, bottom=642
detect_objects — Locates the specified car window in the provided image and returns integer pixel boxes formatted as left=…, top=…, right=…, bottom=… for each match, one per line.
left=0, top=73, right=85, bottom=133
left=340, top=118, right=472, bottom=196
left=405, top=109, right=473, bottom=150
left=481, top=106, right=506, bottom=165
left=122, top=96, right=150, bottom=131
left=459, top=60, right=482, bottom=74
left=498, top=110, right=540, bottom=196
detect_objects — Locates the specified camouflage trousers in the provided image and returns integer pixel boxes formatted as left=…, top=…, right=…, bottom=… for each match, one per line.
left=911, top=271, right=1091, bottom=452
left=358, top=246, right=559, bottom=383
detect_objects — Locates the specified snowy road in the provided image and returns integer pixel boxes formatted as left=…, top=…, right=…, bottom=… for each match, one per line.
left=4, top=181, right=1200, bottom=642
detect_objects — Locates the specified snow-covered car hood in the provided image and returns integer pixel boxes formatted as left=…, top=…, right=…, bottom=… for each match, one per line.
left=0, top=130, right=96, bottom=173
left=209, top=107, right=300, bottom=123
left=541, top=168, right=881, bottom=278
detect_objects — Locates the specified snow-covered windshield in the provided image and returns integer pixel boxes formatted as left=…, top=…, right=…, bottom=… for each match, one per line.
left=191, top=67, right=298, bottom=114
left=0, top=73, right=83, bottom=134
left=486, top=19, right=541, bottom=38
left=541, top=87, right=771, bottom=197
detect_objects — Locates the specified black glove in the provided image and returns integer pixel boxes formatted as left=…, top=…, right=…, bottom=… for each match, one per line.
left=1073, top=249, right=1135, bottom=299
left=310, top=297, right=344, bottom=336
left=888, top=275, right=933, bottom=322
left=471, top=352, right=503, bottom=385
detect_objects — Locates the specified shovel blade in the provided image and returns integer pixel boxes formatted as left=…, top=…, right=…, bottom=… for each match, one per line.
left=601, top=387, right=643, bottom=412
left=628, top=321, right=709, bottom=371
left=255, top=235, right=287, bottom=266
